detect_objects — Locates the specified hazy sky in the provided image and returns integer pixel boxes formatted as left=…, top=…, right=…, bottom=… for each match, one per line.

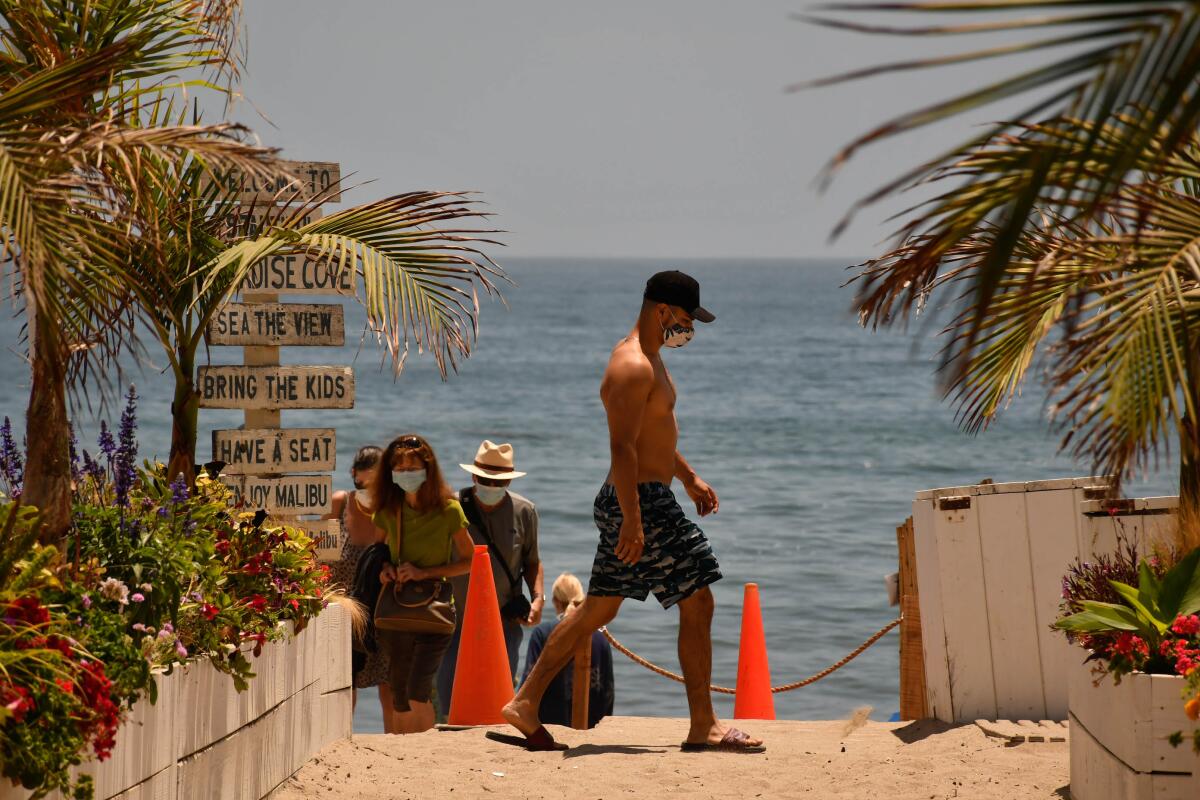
left=229, top=2, right=1022, bottom=259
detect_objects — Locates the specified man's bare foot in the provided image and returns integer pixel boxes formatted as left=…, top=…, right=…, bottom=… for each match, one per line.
left=501, top=697, right=540, bottom=737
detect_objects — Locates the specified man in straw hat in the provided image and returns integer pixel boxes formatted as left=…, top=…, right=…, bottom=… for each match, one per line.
left=437, top=440, right=544, bottom=717
left=503, top=270, right=764, bottom=753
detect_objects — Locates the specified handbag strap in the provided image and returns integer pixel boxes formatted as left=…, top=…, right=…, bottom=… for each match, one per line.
left=460, top=488, right=522, bottom=590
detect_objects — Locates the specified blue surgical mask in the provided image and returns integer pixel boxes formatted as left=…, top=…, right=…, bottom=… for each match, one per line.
left=474, top=483, right=509, bottom=506
left=392, top=469, right=426, bottom=493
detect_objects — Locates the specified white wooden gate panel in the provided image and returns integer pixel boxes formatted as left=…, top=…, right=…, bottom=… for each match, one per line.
left=977, top=489, right=1046, bottom=720
left=912, top=496, right=952, bottom=721
left=930, top=488, right=998, bottom=721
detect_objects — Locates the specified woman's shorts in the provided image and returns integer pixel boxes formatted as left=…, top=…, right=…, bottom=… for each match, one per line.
left=588, top=482, right=722, bottom=609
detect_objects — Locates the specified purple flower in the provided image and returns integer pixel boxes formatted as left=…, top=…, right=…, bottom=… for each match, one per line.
left=112, top=386, right=138, bottom=508
left=157, top=506, right=169, bottom=517
left=175, top=642, right=188, bottom=659
left=0, top=416, right=24, bottom=496
left=81, top=594, right=92, bottom=610
left=97, top=421, right=115, bottom=461
left=130, top=592, right=145, bottom=603
left=68, top=424, right=81, bottom=483
left=81, top=449, right=105, bottom=484
left=170, top=473, right=189, bottom=504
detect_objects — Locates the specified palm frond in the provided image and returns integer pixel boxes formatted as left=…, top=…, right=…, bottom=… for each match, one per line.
left=811, top=1, right=1200, bottom=357
left=197, top=191, right=507, bottom=378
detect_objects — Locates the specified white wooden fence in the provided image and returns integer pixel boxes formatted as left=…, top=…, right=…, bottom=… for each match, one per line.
left=913, top=478, right=1177, bottom=723
left=2, top=602, right=352, bottom=800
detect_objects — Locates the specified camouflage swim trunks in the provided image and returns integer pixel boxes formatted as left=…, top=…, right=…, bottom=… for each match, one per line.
left=588, top=482, right=723, bottom=609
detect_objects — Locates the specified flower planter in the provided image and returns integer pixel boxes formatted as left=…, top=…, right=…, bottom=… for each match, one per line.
left=1068, top=652, right=1195, bottom=800
left=0, top=603, right=351, bottom=800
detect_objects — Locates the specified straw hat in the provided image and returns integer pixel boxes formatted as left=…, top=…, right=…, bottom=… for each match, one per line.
left=460, top=440, right=527, bottom=480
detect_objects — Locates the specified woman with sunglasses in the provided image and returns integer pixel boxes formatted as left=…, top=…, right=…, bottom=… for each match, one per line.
left=370, top=433, right=474, bottom=733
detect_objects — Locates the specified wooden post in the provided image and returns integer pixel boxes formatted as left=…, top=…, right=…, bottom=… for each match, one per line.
left=570, top=632, right=592, bottom=730
left=200, top=163, right=347, bottom=557
left=897, top=516, right=929, bottom=720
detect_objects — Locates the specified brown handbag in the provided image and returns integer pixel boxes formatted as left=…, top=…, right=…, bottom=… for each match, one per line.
left=373, top=505, right=457, bottom=635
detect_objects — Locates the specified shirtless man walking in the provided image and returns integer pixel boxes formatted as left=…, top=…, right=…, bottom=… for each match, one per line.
left=502, top=270, right=764, bottom=753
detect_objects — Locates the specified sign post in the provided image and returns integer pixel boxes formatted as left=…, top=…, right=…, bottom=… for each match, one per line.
left=201, top=160, right=348, bottom=560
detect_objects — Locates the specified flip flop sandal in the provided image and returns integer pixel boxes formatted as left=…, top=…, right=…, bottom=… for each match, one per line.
left=486, top=726, right=569, bottom=752
left=680, top=727, right=766, bottom=753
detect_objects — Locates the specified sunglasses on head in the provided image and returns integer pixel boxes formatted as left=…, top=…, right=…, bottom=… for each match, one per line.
left=398, top=436, right=423, bottom=449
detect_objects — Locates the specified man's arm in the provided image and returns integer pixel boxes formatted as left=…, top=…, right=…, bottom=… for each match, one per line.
left=600, top=350, right=654, bottom=564
left=674, top=450, right=719, bottom=517
left=523, top=505, right=544, bottom=624
left=673, top=452, right=697, bottom=485
left=523, top=560, right=544, bottom=625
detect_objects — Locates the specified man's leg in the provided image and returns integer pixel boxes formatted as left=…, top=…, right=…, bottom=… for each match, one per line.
left=676, top=587, right=720, bottom=743
left=502, top=595, right=622, bottom=735
left=676, top=587, right=763, bottom=747
left=503, top=619, right=524, bottom=681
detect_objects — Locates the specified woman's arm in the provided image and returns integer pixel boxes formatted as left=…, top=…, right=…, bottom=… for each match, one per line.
left=322, top=490, right=348, bottom=522
left=394, top=528, right=473, bottom=582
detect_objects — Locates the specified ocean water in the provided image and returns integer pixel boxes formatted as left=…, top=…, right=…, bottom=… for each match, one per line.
left=0, top=258, right=1175, bottom=733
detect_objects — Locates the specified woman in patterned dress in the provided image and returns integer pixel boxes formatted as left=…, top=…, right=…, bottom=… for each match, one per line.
left=323, top=445, right=396, bottom=726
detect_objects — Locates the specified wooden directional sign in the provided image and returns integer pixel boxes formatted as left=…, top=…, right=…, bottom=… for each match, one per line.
left=296, top=519, right=341, bottom=561
left=239, top=254, right=354, bottom=296
left=207, top=303, right=344, bottom=347
left=220, top=206, right=323, bottom=240
left=221, top=474, right=332, bottom=515
left=198, top=366, right=354, bottom=409
left=207, top=161, right=341, bottom=204
left=212, top=428, right=335, bottom=475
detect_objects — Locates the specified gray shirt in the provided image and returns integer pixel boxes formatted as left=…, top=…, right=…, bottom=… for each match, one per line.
left=450, top=488, right=539, bottom=621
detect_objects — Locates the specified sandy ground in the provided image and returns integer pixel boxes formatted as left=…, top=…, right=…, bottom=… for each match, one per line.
left=269, top=716, right=1071, bottom=800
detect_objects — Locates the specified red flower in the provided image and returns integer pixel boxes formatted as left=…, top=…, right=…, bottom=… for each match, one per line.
left=1171, top=614, right=1200, bottom=636
left=0, top=682, right=34, bottom=723
left=1113, top=632, right=1149, bottom=660
left=200, top=603, right=220, bottom=621
left=246, top=595, right=267, bottom=612
left=5, top=596, right=50, bottom=626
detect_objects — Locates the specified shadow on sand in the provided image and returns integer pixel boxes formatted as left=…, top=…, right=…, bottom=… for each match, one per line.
left=889, top=718, right=965, bottom=744
left=562, top=744, right=670, bottom=759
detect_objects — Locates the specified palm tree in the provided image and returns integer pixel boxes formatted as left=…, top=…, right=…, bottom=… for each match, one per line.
left=0, top=1, right=280, bottom=539
left=115, top=127, right=504, bottom=482
left=804, top=2, right=1200, bottom=508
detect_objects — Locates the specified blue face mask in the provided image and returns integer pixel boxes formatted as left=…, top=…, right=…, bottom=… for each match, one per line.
left=393, top=469, right=427, bottom=493
left=474, top=483, right=509, bottom=506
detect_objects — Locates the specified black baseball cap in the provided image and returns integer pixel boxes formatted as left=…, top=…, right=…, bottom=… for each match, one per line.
left=643, top=270, right=715, bottom=323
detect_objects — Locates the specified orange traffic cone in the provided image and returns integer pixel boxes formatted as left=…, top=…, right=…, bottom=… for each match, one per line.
left=448, top=544, right=514, bottom=725
left=734, top=582, right=775, bottom=720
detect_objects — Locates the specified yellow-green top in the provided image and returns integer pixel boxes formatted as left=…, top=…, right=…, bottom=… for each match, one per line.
left=373, top=500, right=467, bottom=567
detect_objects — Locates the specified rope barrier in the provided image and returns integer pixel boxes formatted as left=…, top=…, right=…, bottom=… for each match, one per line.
left=600, top=616, right=902, bottom=695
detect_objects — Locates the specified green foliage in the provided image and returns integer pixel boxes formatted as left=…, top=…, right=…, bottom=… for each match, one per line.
left=1057, top=550, right=1200, bottom=652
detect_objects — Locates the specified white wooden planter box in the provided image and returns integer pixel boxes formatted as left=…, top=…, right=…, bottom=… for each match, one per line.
left=1, top=602, right=351, bottom=800
left=1068, top=651, right=1196, bottom=800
